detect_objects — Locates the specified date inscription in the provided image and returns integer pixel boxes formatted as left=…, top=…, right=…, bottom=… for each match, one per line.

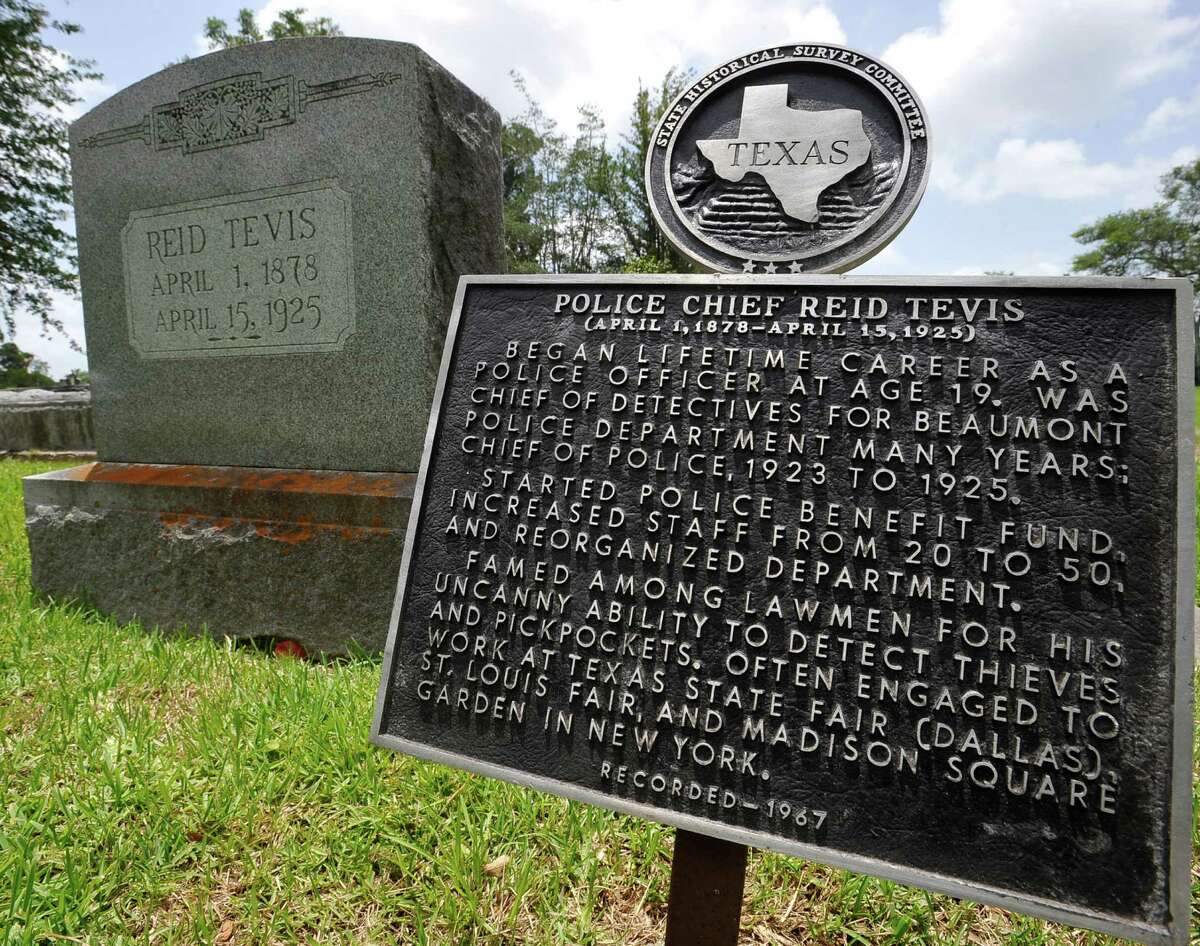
left=122, top=181, right=354, bottom=358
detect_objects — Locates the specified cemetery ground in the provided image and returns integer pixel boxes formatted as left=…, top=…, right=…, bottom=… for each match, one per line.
left=0, top=459, right=1196, bottom=946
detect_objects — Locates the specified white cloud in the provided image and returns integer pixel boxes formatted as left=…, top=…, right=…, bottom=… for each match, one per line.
left=941, top=139, right=1197, bottom=204
left=43, top=50, right=115, bottom=122
left=884, top=0, right=1199, bottom=152
left=947, top=261, right=1064, bottom=277
left=1134, top=83, right=1200, bottom=141
left=189, top=32, right=213, bottom=59
left=59, top=75, right=115, bottom=122
left=860, top=247, right=1067, bottom=278
left=883, top=0, right=1199, bottom=206
left=855, top=242, right=911, bottom=275
left=13, top=291, right=88, bottom=379
left=255, top=0, right=845, bottom=132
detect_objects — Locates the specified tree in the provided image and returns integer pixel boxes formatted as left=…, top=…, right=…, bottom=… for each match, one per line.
left=501, top=69, right=692, bottom=275
left=0, top=341, right=56, bottom=388
left=553, top=103, right=618, bottom=272
left=502, top=75, right=619, bottom=274
left=0, top=1, right=99, bottom=340
left=1072, top=159, right=1200, bottom=377
left=203, top=7, right=341, bottom=50
left=501, top=117, right=547, bottom=273
left=608, top=69, right=695, bottom=272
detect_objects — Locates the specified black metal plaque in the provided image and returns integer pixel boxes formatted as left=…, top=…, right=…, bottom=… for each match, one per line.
left=372, top=276, right=1193, bottom=946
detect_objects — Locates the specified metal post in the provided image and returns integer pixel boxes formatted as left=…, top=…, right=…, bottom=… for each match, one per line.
left=664, top=829, right=748, bottom=946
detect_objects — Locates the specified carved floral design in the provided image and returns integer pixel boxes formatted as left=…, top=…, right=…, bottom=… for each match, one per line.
left=151, top=74, right=295, bottom=153
left=81, top=71, right=401, bottom=154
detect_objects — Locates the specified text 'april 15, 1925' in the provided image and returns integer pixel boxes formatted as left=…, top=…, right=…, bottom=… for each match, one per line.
left=373, top=277, right=1191, bottom=941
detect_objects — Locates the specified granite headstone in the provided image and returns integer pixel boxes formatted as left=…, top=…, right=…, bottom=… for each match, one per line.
left=70, top=37, right=502, bottom=470
left=23, top=38, right=504, bottom=653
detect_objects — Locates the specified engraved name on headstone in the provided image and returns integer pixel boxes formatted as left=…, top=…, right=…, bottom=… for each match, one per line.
left=122, top=180, right=354, bottom=358
left=373, top=275, right=1194, bottom=946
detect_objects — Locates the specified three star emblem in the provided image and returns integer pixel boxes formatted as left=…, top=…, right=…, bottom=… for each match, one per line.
left=739, top=260, right=805, bottom=273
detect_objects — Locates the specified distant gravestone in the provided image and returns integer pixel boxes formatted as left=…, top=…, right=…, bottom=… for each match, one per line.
left=23, top=38, right=503, bottom=653
left=0, top=388, right=94, bottom=454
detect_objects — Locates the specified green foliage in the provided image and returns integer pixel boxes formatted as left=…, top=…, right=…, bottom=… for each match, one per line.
left=1072, top=158, right=1200, bottom=290
left=203, top=7, right=341, bottom=50
left=0, top=1, right=98, bottom=340
left=607, top=69, right=695, bottom=273
left=0, top=341, right=55, bottom=388
left=621, top=255, right=677, bottom=275
left=1073, top=158, right=1200, bottom=379
left=502, top=74, right=618, bottom=274
left=501, top=118, right=546, bottom=274
left=502, top=70, right=696, bottom=275
left=553, top=102, right=618, bottom=273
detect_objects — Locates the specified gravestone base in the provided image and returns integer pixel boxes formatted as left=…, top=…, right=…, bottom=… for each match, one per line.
left=23, top=462, right=413, bottom=655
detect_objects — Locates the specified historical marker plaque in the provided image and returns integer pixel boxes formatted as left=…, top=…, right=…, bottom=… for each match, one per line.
left=372, top=275, right=1193, bottom=946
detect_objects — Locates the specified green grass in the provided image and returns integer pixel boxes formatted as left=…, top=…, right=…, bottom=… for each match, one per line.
left=1193, top=387, right=1200, bottom=441
left=0, top=458, right=1196, bottom=945
left=1193, top=387, right=1200, bottom=600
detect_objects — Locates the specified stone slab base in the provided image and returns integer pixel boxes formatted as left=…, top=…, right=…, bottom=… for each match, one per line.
left=0, top=388, right=94, bottom=452
left=23, top=462, right=414, bottom=655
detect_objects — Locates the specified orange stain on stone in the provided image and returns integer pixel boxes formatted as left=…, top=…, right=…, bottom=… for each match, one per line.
left=254, top=519, right=316, bottom=545
left=69, top=463, right=408, bottom=545
left=74, top=462, right=413, bottom=497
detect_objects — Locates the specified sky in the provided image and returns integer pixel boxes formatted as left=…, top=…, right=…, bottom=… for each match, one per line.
left=28, top=0, right=1200, bottom=376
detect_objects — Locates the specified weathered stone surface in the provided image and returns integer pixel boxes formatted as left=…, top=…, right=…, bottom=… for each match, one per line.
left=34, top=39, right=503, bottom=653
left=70, top=38, right=503, bottom=471
left=25, top=462, right=413, bottom=654
left=0, top=389, right=94, bottom=452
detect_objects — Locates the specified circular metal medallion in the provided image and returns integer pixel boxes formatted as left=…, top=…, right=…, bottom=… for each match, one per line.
left=645, top=44, right=930, bottom=274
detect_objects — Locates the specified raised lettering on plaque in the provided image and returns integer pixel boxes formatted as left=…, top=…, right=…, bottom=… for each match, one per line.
left=122, top=180, right=354, bottom=358
left=373, top=275, right=1194, bottom=946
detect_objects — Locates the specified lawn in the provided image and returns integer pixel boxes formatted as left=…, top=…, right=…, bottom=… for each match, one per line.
left=1, top=458, right=1196, bottom=945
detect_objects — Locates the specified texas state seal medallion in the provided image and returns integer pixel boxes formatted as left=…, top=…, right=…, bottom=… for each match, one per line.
left=645, top=44, right=930, bottom=273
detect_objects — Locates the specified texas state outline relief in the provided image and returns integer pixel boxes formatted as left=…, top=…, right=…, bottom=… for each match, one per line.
left=696, top=84, right=872, bottom=223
